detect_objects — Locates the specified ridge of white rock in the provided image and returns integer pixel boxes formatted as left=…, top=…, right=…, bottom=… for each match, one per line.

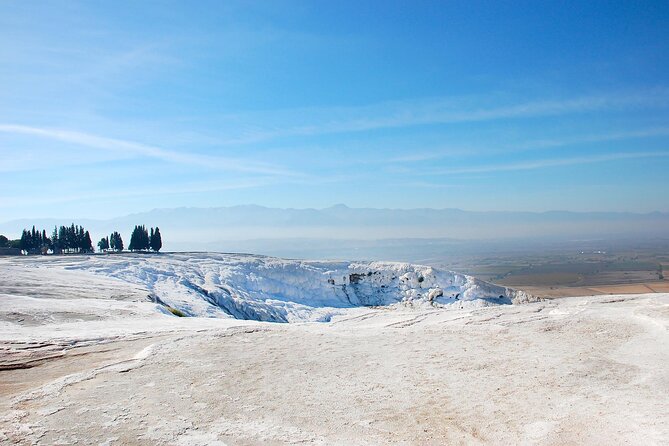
left=40, top=252, right=536, bottom=323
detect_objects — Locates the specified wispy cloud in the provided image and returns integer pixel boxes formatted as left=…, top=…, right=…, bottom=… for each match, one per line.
left=0, top=124, right=298, bottom=176
left=211, top=89, right=669, bottom=144
left=0, top=177, right=277, bottom=208
left=386, top=146, right=475, bottom=163
left=402, top=181, right=463, bottom=189
left=384, top=126, right=669, bottom=164
left=511, top=126, right=669, bottom=151
left=427, top=151, right=669, bottom=175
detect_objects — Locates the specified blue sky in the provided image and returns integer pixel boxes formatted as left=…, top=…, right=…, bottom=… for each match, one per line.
left=1, top=0, right=669, bottom=220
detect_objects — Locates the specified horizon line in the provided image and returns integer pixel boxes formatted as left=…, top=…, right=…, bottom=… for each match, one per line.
left=2, top=204, right=669, bottom=225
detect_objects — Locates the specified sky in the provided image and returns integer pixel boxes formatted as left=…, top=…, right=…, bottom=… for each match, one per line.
left=1, top=0, right=669, bottom=221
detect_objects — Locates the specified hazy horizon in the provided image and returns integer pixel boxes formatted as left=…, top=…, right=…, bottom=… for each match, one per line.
left=5, top=202, right=669, bottom=222
left=2, top=204, right=668, bottom=259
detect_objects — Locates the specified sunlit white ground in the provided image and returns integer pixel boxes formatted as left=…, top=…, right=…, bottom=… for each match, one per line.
left=1, top=255, right=667, bottom=445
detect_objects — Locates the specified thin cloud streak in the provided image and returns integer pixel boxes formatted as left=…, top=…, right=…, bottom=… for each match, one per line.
left=213, top=89, right=669, bottom=144
left=403, top=181, right=463, bottom=189
left=384, top=126, right=669, bottom=165
left=386, top=146, right=475, bottom=163
left=428, top=151, right=669, bottom=175
left=512, top=126, right=669, bottom=151
left=0, top=177, right=276, bottom=208
left=0, top=124, right=298, bottom=176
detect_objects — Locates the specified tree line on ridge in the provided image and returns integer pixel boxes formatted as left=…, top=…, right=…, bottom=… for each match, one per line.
left=5, top=224, right=163, bottom=255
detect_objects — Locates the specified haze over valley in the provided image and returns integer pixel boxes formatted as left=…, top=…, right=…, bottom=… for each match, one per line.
left=2, top=204, right=668, bottom=254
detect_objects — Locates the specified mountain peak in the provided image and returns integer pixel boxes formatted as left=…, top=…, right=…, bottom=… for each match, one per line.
left=327, top=204, right=350, bottom=210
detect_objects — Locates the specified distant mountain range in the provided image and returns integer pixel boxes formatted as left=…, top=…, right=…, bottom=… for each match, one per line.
left=1, top=205, right=668, bottom=257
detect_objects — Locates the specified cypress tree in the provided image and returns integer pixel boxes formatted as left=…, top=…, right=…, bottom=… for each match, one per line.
left=83, top=231, right=93, bottom=253
left=128, top=225, right=151, bottom=251
left=129, top=226, right=138, bottom=251
left=150, top=227, right=162, bottom=252
left=116, top=232, right=124, bottom=251
left=68, top=224, right=75, bottom=252
left=109, top=231, right=123, bottom=252
left=52, top=227, right=60, bottom=254
left=19, top=229, right=29, bottom=253
left=58, top=226, right=65, bottom=253
left=98, top=237, right=109, bottom=252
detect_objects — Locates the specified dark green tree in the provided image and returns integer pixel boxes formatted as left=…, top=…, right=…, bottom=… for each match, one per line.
left=142, top=225, right=149, bottom=250
left=0, top=235, right=8, bottom=247
left=98, top=237, right=110, bottom=252
left=68, top=223, right=76, bottom=252
left=31, top=226, right=37, bottom=251
left=150, top=227, right=162, bottom=252
left=51, top=227, right=61, bottom=254
left=110, top=231, right=124, bottom=252
left=19, top=226, right=51, bottom=254
left=129, top=225, right=150, bottom=251
left=128, top=227, right=137, bottom=251
left=19, top=229, right=31, bottom=253
left=82, top=231, right=93, bottom=253
left=77, top=226, right=85, bottom=252
left=57, top=226, right=66, bottom=253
